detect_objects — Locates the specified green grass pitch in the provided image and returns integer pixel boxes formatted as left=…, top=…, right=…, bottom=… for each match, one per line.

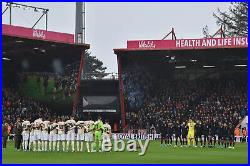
left=2, top=141, right=248, bottom=164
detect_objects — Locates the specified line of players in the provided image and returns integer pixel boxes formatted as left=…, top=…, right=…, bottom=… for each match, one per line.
left=21, top=116, right=111, bottom=152
left=159, top=119, right=236, bottom=149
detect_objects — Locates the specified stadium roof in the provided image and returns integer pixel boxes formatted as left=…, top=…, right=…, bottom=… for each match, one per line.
left=2, top=24, right=90, bottom=73
left=114, top=37, right=248, bottom=70
left=114, top=37, right=248, bottom=52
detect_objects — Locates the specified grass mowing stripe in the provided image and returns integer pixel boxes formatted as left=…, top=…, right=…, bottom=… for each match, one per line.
left=2, top=141, right=247, bottom=163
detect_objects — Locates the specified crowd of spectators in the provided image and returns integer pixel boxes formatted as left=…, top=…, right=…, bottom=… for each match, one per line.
left=2, top=88, right=52, bottom=132
left=123, top=66, right=248, bottom=131
left=122, top=63, right=154, bottom=110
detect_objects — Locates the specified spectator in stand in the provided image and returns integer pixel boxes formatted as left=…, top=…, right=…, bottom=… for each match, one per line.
left=2, top=88, right=52, bottom=128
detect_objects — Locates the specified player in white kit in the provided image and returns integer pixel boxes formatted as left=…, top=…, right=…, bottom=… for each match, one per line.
left=65, top=117, right=76, bottom=152
left=84, top=120, right=94, bottom=152
left=76, top=120, right=85, bottom=152
left=22, top=119, right=31, bottom=151
left=29, top=123, right=35, bottom=151
left=102, top=120, right=112, bottom=151
left=41, top=119, right=50, bottom=151
left=33, top=118, right=43, bottom=151
left=57, top=118, right=66, bottom=152
left=49, top=119, right=58, bottom=151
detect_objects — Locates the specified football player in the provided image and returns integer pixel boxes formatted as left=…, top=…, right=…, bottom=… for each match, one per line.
left=65, top=116, right=76, bottom=152
left=49, top=118, right=58, bottom=151
left=21, top=118, right=30, bottom=151
left=84, top=120, right=94, bottom=153
left=102, top=120, right=112, bottom=151
left=41, top=119, right=50, bottom=151
left=33, top=118, right=43, bottom=151
left=57, top=118, right=66, bottom=152
left=76, top=120, right=85, bottom=152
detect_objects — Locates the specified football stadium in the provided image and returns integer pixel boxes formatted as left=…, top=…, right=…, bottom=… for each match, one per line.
left=1, top=2, right=248, bottom=164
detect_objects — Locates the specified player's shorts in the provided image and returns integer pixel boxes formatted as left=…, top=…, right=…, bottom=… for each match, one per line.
left=181, top=134, right=187, bottom=139
left=166, top=134, right=172, bottom=138
left=66, top=132, right=75, bottom=141
left=76, top=133, right=84, bottom=141
left=223, top=136, right=229, bottom=141
left=175, top=134, right=181, bottom=138
left=195, top=134, right=201, bottom=138
left=57, top=134, right=66, bottom=141
left=49, top=133, right=58, bottom=142
left=102, top=133, right=111, bottom=142
left=33, top=130, right=41, bottom=140
left=203, top=135, right=208, bottom=139
left=188, top=132, right=194, bottom=139
left=95, top=131, right=102, bottom=141
left=85, top=132, right=94, bottom=142
left=160, top=133, right=166, bottom=139
left=208, top=135, right=213, bottom=140
left=218, top=135, right=222, bottom=140
left=229, top=135, right=235, bottom=141
left=41, top=131, right=49, bottom=141
left=30, top=133, right=34, bottom=142
left=22, top=131, right=30, bottom=141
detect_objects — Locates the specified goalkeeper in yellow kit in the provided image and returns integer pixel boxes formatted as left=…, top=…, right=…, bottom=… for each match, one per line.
left=187, top=119, right=196, bottom=147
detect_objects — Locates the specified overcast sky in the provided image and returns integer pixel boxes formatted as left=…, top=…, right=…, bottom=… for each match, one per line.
left=2, top=2, right=231, bottom=73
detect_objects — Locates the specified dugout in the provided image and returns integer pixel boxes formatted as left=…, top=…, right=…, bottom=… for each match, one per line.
left=2, top=24, right=90, bottom=115
left=114, top=37, right=248, bottom=129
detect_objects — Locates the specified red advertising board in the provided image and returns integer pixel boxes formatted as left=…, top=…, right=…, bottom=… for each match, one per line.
left=127, top=37, right=248, bottom=50
left=2, top=24, right=74, bottom=44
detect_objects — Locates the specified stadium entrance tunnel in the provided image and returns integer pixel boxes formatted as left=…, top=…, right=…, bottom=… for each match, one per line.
left=2, top=24, right=90, bottom=116
left=114, top=39, right=248, bottom=130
